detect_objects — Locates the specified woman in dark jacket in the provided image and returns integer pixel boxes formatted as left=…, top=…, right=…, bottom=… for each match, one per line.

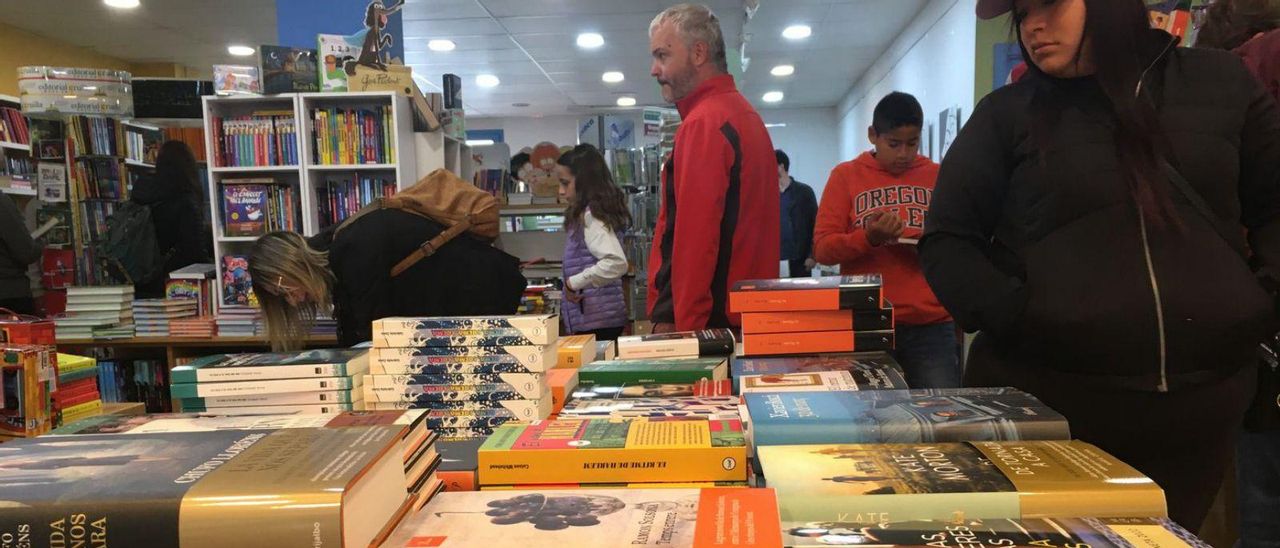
left=131, top=140, right=212, bottom=297
left=920, top=0, right=1280, bottom=531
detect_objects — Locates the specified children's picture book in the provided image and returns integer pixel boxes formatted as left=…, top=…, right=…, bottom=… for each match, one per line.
left=317, top=34, right=361, bottom=92
left=35, top=204, right=71, bottom=246
left=259, top=45, right=320, bottom=94
left=213, top=64, right=261, bottom=95
left=220, top=255, right=256, bottom=307
left=221, top=183, right=269, bottom=236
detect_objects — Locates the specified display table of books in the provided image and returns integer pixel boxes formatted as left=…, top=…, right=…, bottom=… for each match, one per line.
left=0, top=277, right=1217, bottom=547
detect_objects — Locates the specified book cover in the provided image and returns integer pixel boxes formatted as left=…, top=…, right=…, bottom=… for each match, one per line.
left=578, top=358, right=728, bottom=387
left=731, top=353, right=907, bottom=394
left=555, top=334, right=597, bottom=369
left=616, top=329, right=735, bottom=360
left=365, top=373, right=544, bottom=393
left=781, top=517, right=1210, bottom=547
left=213, top=64, right=260, bottom=95
left=176, top=402, right=357, bottom=415
left=317, top=34, right=360, bottom=92
left=740, top=331, right=894, bottom=357
left=369, top=345, right=556, bottom=374
left=220, top=255, right=256, bottom=307
left=222, top=184, right=269, bottom=236
left=740, top=371, right=863, bottom=393
left=730, top=275, right=884, bottom=313
left=171, top=349, right=368, bottom=384
left=745, top=388, right=1070, bottom=446
left=365, top=398, right=552, bottom=419
left=437, top=438, right=485, bottom=491
left=48, top=410, right=418, bottom=436
left=372, top=315, right=558, bottom=347
left=169, top=375, right=356, bottom=399
left=170, top=385, right=352, bottom=411
left=758, top=441, right=1167, bottom=524
left=478, top=418, right=748, bottom=485
left=741, top=305, right=895, bottom=335
left=381, top=488, right=782, bottom=547
left=560, top=396, right=741, bottom=420
left=570, top=378, right=734, bottom=400
left=547, top=368, right=578, bottom=414
left=259, top=45, right=319, bottom=94
left=363, top=382, right=547, bottom=402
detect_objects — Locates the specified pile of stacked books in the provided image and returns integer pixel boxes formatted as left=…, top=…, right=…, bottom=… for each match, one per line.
left=53, top=352, right=102, bottom=426
left=215, top=304, right=261, bottom=337
left=132, top=298, right=199, bottom=338
left=730, top=275, right=895, bottom=356
left=170, top=316, right=217, bottom=338
left=165, top=263, right=216, bottom=317
left=169, top=349, right=368, bottom=414
left=732, top=351, right=909, bottom=394
left=0, top=344, right=56, bottom=438
left=363, top=315, right=558, bottom=440
left=53, top=285, right=134, bottom=340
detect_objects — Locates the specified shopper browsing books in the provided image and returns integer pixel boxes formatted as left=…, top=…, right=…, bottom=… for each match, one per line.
left=646, top=3, right=780, bottom=333
left=0, top=191, right=40, bottom=315
left=777, top=149, right=818, bottom=278
left=131, top=141, right=213, bottom=298
left=919, top=0, right=1280, bottom=531
left=813, top=92, right=958, bottom=389
left=556, top=144, right=631, bottom=341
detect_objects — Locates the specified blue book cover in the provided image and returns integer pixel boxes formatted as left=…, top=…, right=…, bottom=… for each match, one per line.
left=731, top=352, right=907, bottom=394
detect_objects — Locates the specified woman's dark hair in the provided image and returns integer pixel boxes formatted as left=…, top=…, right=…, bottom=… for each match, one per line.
left=1013, top=0, right=1179, bottom=225
left=1197, top=0, right=1280, bottom=50
left=154, top=140, right=202, bottom=197
left=557, top=144, right=632, bottom=232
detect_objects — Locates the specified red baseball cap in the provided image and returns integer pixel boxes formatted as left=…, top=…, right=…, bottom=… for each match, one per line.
left=977, top=0, right=1014, bottom=19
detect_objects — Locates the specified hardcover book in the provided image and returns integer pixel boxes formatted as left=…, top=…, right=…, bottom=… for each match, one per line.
left=730, top=275, right=884, bottom=313
left=559, top=396, right=741, bottom=420
left=745, top=388, right=1070, bottom=446
left=782, top=517, right=1210, bottom=547
left=555, top=334, right=597, bottom=369
left=478, top=418, right=749, bottom=485
left=213, top=64, right=260, bottom=95
left=740, top=371, right=863, bottom=393
left=570, top=379, right=734, bottom=400
left=732, top=352, right=907, bottom=394
left=372, top=315, right=558, bottom=347
left=259, top=45, right=319, bottom=94
left=577, top=357, right=728, bottom=386
left=171, top=349, right=368, bottom=384
left=369, top=345, right=556, bottom=374
left=741, top=305, right=894, bottom=334
left=616, top=329, right=735, bottom=360
left=222, top=183, right=270, bottom=236
left=740, top=330, right=895, bottom=356
left=220, top=255, right=256, bottom=307
left=758, top=440, right=1167, bottom=523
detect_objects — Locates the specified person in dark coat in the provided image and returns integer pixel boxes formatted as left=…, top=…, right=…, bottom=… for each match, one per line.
left=920, top=0, right=1280, bottom=532
left=0, top=192, right=40, bottom=314
left=130, top=140, right=212, bottom=297
left=776, top=149, right=817, bottom=278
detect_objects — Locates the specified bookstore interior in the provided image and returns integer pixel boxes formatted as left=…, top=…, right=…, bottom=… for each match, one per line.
left=0, top=0, right=1277, bottom=546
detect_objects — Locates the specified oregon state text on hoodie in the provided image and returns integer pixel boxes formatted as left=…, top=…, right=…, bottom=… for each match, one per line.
left=647, top=75, right=780, bottom=330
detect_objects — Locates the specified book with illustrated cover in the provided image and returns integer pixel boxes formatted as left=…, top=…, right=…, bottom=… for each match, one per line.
left=220, top=255, right=256, bottom=307
left=381, top=488, right=783, bottom=547
left=365, top=373, right=544, bottom=394
left=741, top=305, right=894, bottom=334
left=740, top=370, right=863, bottom=393
left=741, top=330, right=894, bottom=356
left=213, top=64, right=260, bottom=95
left=758, top=441, right=1167, bottom=524
left=259, top=45, right=319, bottom=94
left=559, top=396, right=741, bottom=420
left=317, top=34, right=360, bottom=92
left=372, top=315, right=558, bottom=347
left=1, top=345, right=56, bottom=437
left=365, top=397, right=552, bottom=419
left=171, top=349, right=368, bottom=384
left=222, top=183, right=269, bottom=236
left=577, top=357, right=727, bottom=386
left=616, top=329, right=735, bottom=359
left=555, top=334, right=597, bottom=369
left=782, top=517, right=1210, bottom=547
left=569, top=378, right=734, bottom=400
left=730, top=275, right=884, bottom=313
left=363, top=381, right=547, bottom=403
left=169, top=375, right=359, bottom=399
left=478, top=418, right=749, bottom=485
left=369, top=345, right=556, bottom=374
left=745, top=388, right=1070, bottom=446
left=732, top=352, right=907, bottom=394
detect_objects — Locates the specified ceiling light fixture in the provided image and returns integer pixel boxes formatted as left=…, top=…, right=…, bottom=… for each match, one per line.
left=466, top=139, right=496, bottom=146
left=602, top=71, right=625, bottom=83
left=762, top=91, right=784, bottom=103
left=782, top=25, right=812, bottom=40
left=616, top=96, right=637, bottom=107
left=428, top=39, right=456, bottom=52
left=227, top=45, right=255, bottom=56
left=771, top=64, right=795, bottom=77
left=577, top=33, right=605, bottom=49
left=476, top=74, right=500, bottom=88
left=103, top=0, right=140, bottom=8
left=764, top=123, right=788, bottom=128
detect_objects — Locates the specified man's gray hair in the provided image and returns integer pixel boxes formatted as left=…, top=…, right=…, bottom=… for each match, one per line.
left=649, top=3, right=729, bottom=73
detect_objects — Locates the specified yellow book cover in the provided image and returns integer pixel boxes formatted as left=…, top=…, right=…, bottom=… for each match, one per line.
left=555, top=334, right=597, bottom=369
left=478, top=418, right=748, bottom=486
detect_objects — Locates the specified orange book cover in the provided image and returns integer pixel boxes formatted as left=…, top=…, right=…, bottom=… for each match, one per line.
left=730, top=275, right=883, bottom=313
left=546, top=368, right=579, bottom=414
left=740, top=331, right=895, bottom=357
left=741, top=306, right=894, bottom=334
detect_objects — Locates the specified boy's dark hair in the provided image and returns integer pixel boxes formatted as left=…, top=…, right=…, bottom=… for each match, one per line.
left=510, top=152, right=531, bottom=176
left=872, top=92, right=924, bottom=134
left=775, top=149, right=790, bottom=172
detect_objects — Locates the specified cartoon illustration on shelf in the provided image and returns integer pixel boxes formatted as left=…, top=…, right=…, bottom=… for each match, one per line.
left=346, top=1, right=405, bottom=75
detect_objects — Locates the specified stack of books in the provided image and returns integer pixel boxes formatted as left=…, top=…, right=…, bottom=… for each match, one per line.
left=169, top=349, right=369, bottom=414
left=166, top=263, right=216, bottom=317
left=363, top=315, right=559, bottom=440
left=730, top=275, right=895, bottom=356
left=730, top=351, right=909, bottom=394
left=171, top=316, right=217, bottom=338
left=132, top=298, right=199, bottom=337
left=53, top=353, right=102, bottom=426
left=215, top=304, right=261, bottom=337
left=310, top=312, right=338, bottom=337
left=54, top=286, right=134, bottom=340
left=573, top=357, right=732, bottom=400
left=0, top=344, right=56, bottom=438
left=554, top=334, right=596, bottom=369
left=616, top=328, right=735, bottom=360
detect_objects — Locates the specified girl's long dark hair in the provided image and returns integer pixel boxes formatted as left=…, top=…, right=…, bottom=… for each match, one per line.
left=155, top=140, right=202, bottom=197
left=558, top=144, right=633, bottom=232
left=1015, top=0, right=1179, bottom=225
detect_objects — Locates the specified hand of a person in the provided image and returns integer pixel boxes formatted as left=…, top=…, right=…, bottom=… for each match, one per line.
left=865, top=212, right=906, bottom=247
left=804, top=258, right=817, bottom=270
left=563, top=288, right=582, bottom=304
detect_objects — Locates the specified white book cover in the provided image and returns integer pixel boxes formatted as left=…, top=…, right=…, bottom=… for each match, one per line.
left=364, top=397, right=552, bottom=420
left=363, top=381, right=547, bottom=402
left=181, top=403, right=357, bottom=415
left=182, top=390, right=356, bottom=407
left=369, top=345, right=555, bottom=374
left=170, top=376, right=357, bottom=399
left=739, top=370, right=860, bottom=393
left=616, top=333, right=699, bottom=360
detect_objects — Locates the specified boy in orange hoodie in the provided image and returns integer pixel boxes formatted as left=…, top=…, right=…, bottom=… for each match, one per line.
left=813, top=91, right=959, bottom=388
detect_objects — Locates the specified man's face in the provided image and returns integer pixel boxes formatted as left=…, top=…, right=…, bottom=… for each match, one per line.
left=778, top=164, right=790, bottom=190
left=650, top=21, right=699, bottom=103
left=868, top=125, right=921, bottom=176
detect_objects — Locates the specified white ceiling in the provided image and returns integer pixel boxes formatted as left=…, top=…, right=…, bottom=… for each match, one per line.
left=0, top=0, right=928, bottom=117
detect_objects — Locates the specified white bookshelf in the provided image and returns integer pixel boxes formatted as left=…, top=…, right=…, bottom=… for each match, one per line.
left=0, top=94, right=33, bottom=198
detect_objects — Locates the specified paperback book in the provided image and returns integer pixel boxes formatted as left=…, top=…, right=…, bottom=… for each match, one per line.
left=559, top=396, right=741, bottom=420
left=372, top=315, right=558, bottom=347
left=364, top=398, right=552, bottom=419
left=577, top=357, right=728, bottom=386
left=555, top=334, right=596, bottom=369
left=732, top=352, right=908, bottom=394
left=730, top=275, right=884, bottom=313
left=782, top=517, right=1210, bottom=548
left=740, top=331, right=895, bottom=357
left=740, top=370, right=863, bottom=393
left=615, top=329, right=735, bottom=360
left=741, top=305, right=894, bottom=334
left=569, top=378, right=734, bottom=400
left=369, top=345, right=556, bottom=374
left=259, top=45, right=319, bottom=94
left=171, top=349, right=369, bottom=384
left=169, top=375, right=359, bottom=399
left=363, top=382, right=547, bottom=402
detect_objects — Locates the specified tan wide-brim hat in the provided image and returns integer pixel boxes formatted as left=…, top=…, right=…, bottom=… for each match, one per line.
left=977, top=0, right=1014, bottom=20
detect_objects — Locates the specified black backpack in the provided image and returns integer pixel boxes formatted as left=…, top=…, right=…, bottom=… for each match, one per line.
left=95, top=201, right=171, bottom=284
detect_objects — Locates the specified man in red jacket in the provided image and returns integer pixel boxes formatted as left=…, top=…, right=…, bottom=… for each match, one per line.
left=646, top=3, right=780, bottom=333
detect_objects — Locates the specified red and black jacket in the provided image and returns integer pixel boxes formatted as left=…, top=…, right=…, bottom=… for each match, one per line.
left=647, top=75, right=780, bottom=330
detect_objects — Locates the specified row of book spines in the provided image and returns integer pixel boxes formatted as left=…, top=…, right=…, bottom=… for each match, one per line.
left=0, top=106, right=29, bottom=145
left=473, top=169, right=505, bottom=197
left=72, top=159, right=126, bottom=200
left=68, top=115, right=122, bottom=156
left=124, top=131, right=158, bottom=163
left=311, top=107, right=394, bottom=165
left=3, top=155, right=33, bottom=177
left=76, top=201, right=118, bottom=243
left=317, top=178, right=397, bottom=228
left=213, top=115, right=299, bottom=167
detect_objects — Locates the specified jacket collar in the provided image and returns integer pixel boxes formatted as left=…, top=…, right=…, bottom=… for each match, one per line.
left=676, top=74, right=737, bottom=118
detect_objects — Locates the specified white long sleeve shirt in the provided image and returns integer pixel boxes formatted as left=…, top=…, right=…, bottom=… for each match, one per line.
left=568, top=210, right=629, bottom=290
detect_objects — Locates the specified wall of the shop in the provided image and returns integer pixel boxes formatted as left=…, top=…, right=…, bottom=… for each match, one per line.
left=0, top=21, right=134, bottom=96
left=760, top=106, right=840, bottom=200
left=468, top=115, right=583, bottom=153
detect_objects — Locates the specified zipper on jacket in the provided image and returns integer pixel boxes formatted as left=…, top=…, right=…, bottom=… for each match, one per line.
left=1137, top=206, right=1170, bottom=392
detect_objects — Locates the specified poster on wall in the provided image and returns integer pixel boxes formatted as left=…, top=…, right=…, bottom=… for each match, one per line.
left=37, top=162, right=66, bottom=203
left=993, top=42, right=1025, bottom=90
left=938, top=107, right=963, bottom=160
left=604, top=116, right=635, bottom=149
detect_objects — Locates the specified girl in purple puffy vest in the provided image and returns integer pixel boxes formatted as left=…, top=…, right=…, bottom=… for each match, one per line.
left=556, top=144, right=632, bottom=340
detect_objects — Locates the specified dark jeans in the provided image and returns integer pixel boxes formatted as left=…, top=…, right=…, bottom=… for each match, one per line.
left=579, top=326, right=625, bottom=341
left=0, top=296, right=36, bottom=316
left=891, top=322, right=962, bottom=388
left=786, top=259, right=811, bottom=278
left=1237, top=429, right=1280, bottom=547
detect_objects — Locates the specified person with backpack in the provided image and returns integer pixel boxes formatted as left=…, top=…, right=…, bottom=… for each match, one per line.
left=130, top=140, right=212, bottom=297
left=0, top=191, right=40, bottom=315
left=556, top=144, right=631, bottom=341
left=248, top=170, right=527, bottom=350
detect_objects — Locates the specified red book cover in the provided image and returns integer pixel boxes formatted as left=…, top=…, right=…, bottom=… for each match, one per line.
left=740, top=330, right=895, bottom=356
left=57, top=389, right=101, bottom=409
left=741, top=306, right=894, bottom=334
left=730, top=275, right=883, bottom=313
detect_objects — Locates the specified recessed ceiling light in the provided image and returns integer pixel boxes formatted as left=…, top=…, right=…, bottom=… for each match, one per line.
left=771, top=64, right=795, bottom=77
left=428, top=39, right=456, bottom=52
left=103, top=0, right=140, bottom=8
left=782, top=25, right=812, bottom=40
left=616, top=96, right=637, bottom=107
left=602, top=71, right=625, bottom=83
left=227, top=45, right=255, bottom=56
left=762, top=91, right=784, bottom=103
left=476, top=74, right=500, bottom=88
left=577, top=33, right=605, bottom=49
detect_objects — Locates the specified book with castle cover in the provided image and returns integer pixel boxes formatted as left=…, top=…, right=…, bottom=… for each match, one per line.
left=372, top=315, right=559, bottom=347
left=758, top=441, right=1167, bottom=524
left=730, top=275, right=884, bottom=313
left=732, top=352, right=907, bottom=394
left=169, top=375, right=359, bottom=399
left=556, top=334, right=597, bottom=369
left=577, top=357, right=727, bottom=386
left=0, top=427, right=414, bottom=547
left=381, top=488, right=782, bottom=547
left=569, top=378, right=734, bottom=400
left=782, top=517, right=1210, bottom=547
left=369, top=345, right=556, bottom=374
left=745, top=388, right=1070, bottom=446
left=616, top=329, right=735, bottom=360
left=740, top=371, right=864, bottom=393
left=741, top=330, right=894, bottom=357
left=741, top=305, right=894, bottom=334
left=559, top=396, right=741, bottom=420
left=479, top=418, right=749, bottom=485
left=171, top=349, right=368, bottom=384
